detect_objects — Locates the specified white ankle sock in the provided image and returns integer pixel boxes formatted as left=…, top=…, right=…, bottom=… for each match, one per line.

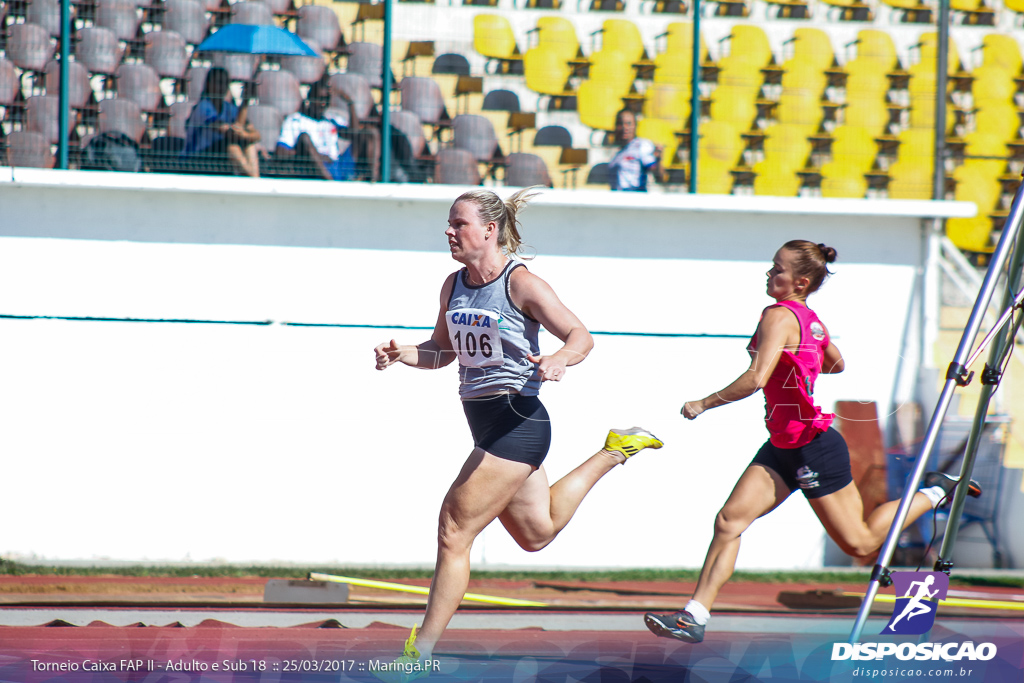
left=919, top=485, right=947, bottom=508
left=684, top=599, right=710, bottom=625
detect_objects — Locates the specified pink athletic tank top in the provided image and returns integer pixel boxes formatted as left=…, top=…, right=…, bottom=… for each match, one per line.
left=747, top=300, right=835, bottom=448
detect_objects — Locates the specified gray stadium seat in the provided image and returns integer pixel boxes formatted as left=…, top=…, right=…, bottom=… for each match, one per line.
left=297, top=5, right=343, bottom=53
left=399, top=76, right=448, bottom=126
left=434, top=148, right=480, bottom=185
left=5, top=130, right=55, bottom=168
left=7, top=23, right=56, bottom=73
left=96, top=2, right=143, bottom=43
left=453, top=113, right=502, bottom=162
left=25, top=94, right=61, bottom=144
left=504, top=152, right=552, bottom=187
left=210, top=52, right=261, bottom=82
left=116, top=63, right=163, bottom=112
left=245, top=103, right=284, bottom=154
left=75, top=27, right=124, bottom=76
left=145, top=31, right=190, bottom=80
left=45, top=60, right=91, bottom=108
left=256, top=69, right=301, bottom=116
left=167, top=100, right=193, bottom=138
left=0, top=58, right=20, bottom=106
left=280, top=50, right=326, bottom=85
left=390, top=109, right=427, bottom=158
left=534, top=125, right=572, bottom=147
left=328, top=72, right=374, bottom=120
left=346, top=42, right=384, bottom=88
left=99, top=97, right=145, bottom=142
left=231, top=1, right=274, bottom=25
left=26, top=0, right=73, bottom=37
left=162, top=0, right=210, bottom=46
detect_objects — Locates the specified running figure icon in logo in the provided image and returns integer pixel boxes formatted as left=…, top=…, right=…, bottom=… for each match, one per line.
left=884, top=571, right=950, bottom=634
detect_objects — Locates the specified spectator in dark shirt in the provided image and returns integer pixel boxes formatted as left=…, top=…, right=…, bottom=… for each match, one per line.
left=182, top=67, right=261, bottom=177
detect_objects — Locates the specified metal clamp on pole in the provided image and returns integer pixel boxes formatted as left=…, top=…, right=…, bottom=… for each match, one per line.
left=946, top=362, right=973, bottom=386
left=981, top=364, right=1002, bottom=386
left=934, top=558, right=954, bottom=575
left=870, top=564, right=893, bottom=588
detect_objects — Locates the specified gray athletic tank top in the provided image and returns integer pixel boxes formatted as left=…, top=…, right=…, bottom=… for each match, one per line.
left=446, top=261, right=541, bottom=399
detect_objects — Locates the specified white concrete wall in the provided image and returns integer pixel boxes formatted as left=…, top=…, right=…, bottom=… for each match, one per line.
left=0, top=170, right=975, bottom=569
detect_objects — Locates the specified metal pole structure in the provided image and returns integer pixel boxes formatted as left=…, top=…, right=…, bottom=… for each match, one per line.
left=932, top=0, right=950, bottom=203
left=848, top=173, right=1024, bottom=643
left=58, top=0, right=71, bottom=169
left=688, top=0, right=700, bottom=194
left=935, top=180, right=1024, bottom=572
left=379, top=0, right=394, bottom=183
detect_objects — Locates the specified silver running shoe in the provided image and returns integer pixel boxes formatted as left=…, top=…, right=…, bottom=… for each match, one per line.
left=644, top=610, right=705, bottom=643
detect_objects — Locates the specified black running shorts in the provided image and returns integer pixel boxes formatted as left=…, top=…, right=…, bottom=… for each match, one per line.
left=751, top=427, right=853, bottom=500
left=462, top=393, right=551, bottom=468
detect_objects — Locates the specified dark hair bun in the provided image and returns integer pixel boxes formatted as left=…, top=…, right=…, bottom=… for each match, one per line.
left=818, top=243, right=837, bottom=264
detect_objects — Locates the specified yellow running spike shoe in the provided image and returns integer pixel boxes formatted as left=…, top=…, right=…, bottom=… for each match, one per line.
left=603, top=427, right=664, bottom=462
left=371, top=626, right=432, bottom=683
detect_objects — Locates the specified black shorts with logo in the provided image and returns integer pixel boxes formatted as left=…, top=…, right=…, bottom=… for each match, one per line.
left=751, top=427, right=853, bottom=499
left=462, top=393, right=551, bottom=468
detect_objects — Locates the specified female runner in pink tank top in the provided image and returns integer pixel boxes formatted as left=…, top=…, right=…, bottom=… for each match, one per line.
left=644, top=240, right=982, bottom=644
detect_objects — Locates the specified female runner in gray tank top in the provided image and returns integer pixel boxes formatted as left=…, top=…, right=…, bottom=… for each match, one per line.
left=372, top=188, right=663, bottom=681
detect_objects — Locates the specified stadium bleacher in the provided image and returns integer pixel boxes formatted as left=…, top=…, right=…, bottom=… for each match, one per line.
left=0, top=0, right=1022, bottom=255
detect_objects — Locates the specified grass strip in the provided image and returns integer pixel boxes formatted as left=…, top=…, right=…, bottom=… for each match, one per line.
left=0, top=560, right=1019, bottom=588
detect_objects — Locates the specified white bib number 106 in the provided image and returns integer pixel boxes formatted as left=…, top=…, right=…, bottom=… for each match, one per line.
left=446, top=308, right=503, bottom=368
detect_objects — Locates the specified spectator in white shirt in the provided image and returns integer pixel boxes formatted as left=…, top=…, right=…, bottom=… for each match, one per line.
left=276, top=78, right=356, bottom=181
left=608, top=108, right=663, bottom=192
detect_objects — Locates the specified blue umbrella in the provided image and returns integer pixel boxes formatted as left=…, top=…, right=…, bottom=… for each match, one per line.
left=198, top=24, right=319, bottom=57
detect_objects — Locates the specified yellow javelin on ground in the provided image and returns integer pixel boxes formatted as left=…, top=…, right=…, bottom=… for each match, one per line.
left=842, top=592, right=1024, bottom=612
left=309, top=572, right=548, bottom=607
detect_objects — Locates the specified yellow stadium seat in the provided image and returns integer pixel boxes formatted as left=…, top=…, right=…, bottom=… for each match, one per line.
left=643, top=83, right=691, bottom=128
left=887, top=158, right=934, bottom=199
left=636, top=117, right=680, bottom=165
left=821, top=161, right=868, bottom=198
left=955, top=162, right=1003, bottom=202
left=980, top=34, right=1022, bottom=74
left=753, top=158, right=803, bottom=196
left=897, top=128, right=935, bottom=160
left=974, top=102, right=1020, bottom=141
left=763, top=123, right=813, bottom=167
left=790, top=28, right=835, bottom=71
left=855, top=30, right=899, bottom=71
left=473, top=15, right=520, bottom=61
left=831, top=125, right=877, bottom=171
left=964, top=131, right=1009, bottom=160
left=879, top=0, right=932, bottom=23
left=710, top=85, right=758, bottom=130
left=1005, top=0, right=1024, bottom=17
left=716, top=56, right=764, bottom=92
left=588, top=49, right=636, bottom=98
left=534, top=16, right=580, bottom=63
left=843, top=100, right=890, bottom=135
left=699, top=120, right=744, bottom=166
left=917, top=33, right=960, bottom=75
left=695, top=157, right=735, bottom=194
left=781, top=61, right=827, bottom=95
left=524, top=45, right=573, bottom=96
left=818, top=0, right=874, bottom=21
left=654, top=51, right=693, bottom=86
left=725, top=25, right=772, bottom=67
left=599, top=19, right=647, bottom=63
left=577, top=80, right=623, bottom=131
left=845, top=58, right=890, bottom=98
left=946, top=216, right=993, bottom=253
left=663, top=22, right=709, bottom=61
left=908, top=97, right=956, bottom=132
left=777, top=92, right=823, bottom=128
left=972, top=65, right=1017, bottom=106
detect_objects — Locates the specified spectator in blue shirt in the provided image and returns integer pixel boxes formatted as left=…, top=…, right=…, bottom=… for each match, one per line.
left=182, top=67, right=261, bottom=177
left=608, top=109, right=663, bottom=192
